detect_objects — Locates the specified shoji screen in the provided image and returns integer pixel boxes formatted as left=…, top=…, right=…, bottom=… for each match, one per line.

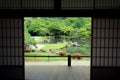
left=95, top=0, right=120, bottom=9
left=0, top=0, right=54, bottom=10
left=0, top=0, right=21, bottom=9
left=22, top=0, right=54, bottom=9
left=61, top=0, right=93, bottom=10
left=92, top=18, right=120, bottom=67
left=61, top=0, right=120, bottom=10
left=0, top=18, right=24, bottom=80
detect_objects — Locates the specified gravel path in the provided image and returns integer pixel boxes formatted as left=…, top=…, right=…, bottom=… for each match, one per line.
left=25, top=62, right=90, bottom=80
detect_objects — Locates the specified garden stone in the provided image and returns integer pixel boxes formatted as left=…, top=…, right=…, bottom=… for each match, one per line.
left=73, top=42, right=80, bottom=47
left=50, top=49, right=59, bottom=54
left=44, top=39, right=50, bottom=43
left=29, top=45, right=37, bottom=51
left=41, top=49, right=47, bottom=52
left=53, top=50, right=60, bottom=54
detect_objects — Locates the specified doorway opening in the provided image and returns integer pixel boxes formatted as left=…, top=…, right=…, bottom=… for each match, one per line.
left=24, top=17, right=91, bottom=80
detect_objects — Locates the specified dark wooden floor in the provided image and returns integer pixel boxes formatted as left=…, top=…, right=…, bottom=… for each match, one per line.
left=25, top=65, right=90, bottom=80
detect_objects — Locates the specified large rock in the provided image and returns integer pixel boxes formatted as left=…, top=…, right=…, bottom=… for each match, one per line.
left=24, top=45, right=37, bottom=52
left=49, top=49, right=59, bottom=54
left=44, top=39, right=50, bottom=43
left=29, top=45, right=37, bottom=52
left=73, top=42, right=80, bottom=47
left=24, top=45, right=32, bottom=52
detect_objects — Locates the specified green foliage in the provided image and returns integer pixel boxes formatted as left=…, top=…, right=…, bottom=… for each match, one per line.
left=24, top=17, right=91, bottom=39
left=63, top=40, right=91, bottom=56
left=24, top=27, right=36, bottom=46
left=27, top=18, right=49, bottom=36
left=78, top=23, right=91, bottom=38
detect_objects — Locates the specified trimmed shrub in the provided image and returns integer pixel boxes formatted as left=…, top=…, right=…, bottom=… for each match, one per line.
left=59, top=51, right=67, bottom=56
left=24, top=27, right=36, bottom=46
left=71, top=53, right=83, bottom=60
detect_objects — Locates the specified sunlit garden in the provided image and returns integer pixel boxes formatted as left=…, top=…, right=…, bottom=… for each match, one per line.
left=24, top=17, right=91, bottom=61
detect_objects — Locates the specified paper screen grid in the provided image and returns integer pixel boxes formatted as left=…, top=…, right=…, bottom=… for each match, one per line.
left=0, top=18, right=23, bottom=66
left=0, top=0, right=54, bottom=9
left=92, top=18, right=120, bottom=67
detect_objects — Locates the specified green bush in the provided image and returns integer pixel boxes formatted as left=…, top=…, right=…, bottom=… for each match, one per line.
left=24, top=28, right=36, bottom=46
